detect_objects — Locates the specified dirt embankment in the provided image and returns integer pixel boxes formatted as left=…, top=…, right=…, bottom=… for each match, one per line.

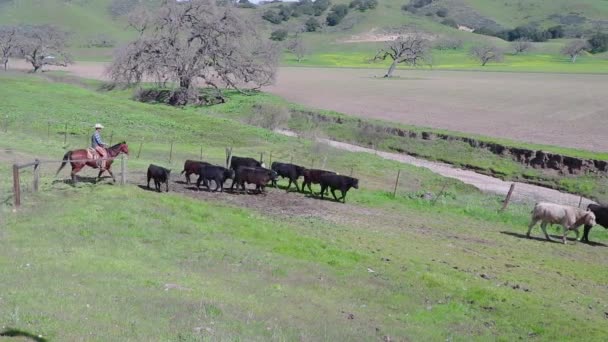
left=299, top=111, right=608, bottom=176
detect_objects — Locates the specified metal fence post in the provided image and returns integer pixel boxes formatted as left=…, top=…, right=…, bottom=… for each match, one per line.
left=120, top=155, right=126, bottom=185
left=13, top=164, right=20, bottom=208
left=33, top=159, right=40, bottom=192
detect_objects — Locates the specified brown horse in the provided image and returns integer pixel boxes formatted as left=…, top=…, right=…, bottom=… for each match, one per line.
left=56, top=142, right=129, bottom=183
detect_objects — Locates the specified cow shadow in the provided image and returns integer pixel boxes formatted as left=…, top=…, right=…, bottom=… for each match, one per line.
left=500, top=231, right=608, bottom=247
left=137, top=185, right=164, bottom=193
left=0, top=328, right=47, bottom=342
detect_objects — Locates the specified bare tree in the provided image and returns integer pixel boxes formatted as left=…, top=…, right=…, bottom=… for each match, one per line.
left=17, top=25, right=72, bottom=72
left=0, top=25, right=18, bottom=71
left=373, top=31, right=431, bottom=78
left=470, top=43, right=504, bottom=66
left=561, top=40, right=589, bottom=63
left=511, top=38, right=533, bottom=54
left=107, top=0, right=278, bottom=105
left=287, top=34, right=308, bottom=63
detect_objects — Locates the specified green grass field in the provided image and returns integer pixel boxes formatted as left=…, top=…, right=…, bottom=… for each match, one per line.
left=1, top=72, right=608, bottom=340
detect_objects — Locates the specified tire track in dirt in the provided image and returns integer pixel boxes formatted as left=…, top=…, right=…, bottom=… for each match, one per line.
left=275, top=130, right=595, bottom=207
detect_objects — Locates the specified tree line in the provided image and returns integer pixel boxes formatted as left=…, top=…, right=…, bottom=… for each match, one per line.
left=0, top=24, right=72, bottom=72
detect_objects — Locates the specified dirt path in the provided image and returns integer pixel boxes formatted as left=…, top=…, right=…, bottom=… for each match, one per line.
left=276, top=130, right=595, bottom=207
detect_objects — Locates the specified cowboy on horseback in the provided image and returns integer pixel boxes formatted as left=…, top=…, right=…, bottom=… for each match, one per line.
left=92, top=123, right=108, bottom=169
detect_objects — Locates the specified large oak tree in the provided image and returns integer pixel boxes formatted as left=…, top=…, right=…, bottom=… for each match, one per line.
left=108, top=0, right=278, bottom=105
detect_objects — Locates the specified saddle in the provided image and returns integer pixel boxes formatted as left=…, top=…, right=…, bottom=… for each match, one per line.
left=86, top=148, right=101, bottom=161
left=86, top=148, right=106, bottom=168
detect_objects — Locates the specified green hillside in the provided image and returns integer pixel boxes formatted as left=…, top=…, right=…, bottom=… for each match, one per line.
left=0, top=0, right=607, bottom=70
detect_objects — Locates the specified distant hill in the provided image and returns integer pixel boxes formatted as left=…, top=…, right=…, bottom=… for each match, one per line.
left=0, top=0, right=606, bottom=68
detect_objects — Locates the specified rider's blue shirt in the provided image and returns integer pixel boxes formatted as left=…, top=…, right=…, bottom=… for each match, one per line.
left=91, top=131, right=105, bottom=148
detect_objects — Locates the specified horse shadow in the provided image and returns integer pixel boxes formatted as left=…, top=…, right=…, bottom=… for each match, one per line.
left=137, top=185, right=166, bottom=193
left=500, top=231, right=608, bottom=247
left=0, top=328, right=47, bottom=342
left=52, top=176, right=114, bottom=186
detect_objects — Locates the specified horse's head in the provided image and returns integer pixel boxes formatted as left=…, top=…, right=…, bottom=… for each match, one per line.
left=117, top=141, right=129, bottom=155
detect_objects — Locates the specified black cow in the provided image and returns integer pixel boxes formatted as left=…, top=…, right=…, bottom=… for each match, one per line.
left=147, top=164, right=171, bottom=192
left=227, top=156, right=263, bottom=171
left=233, top=166, right=277, bottom=194
left=302, top=169, right=336, bottom=194
left=271, top=162, right=306, bottom=191
left=196, top=165, right=235, bottom=192
left=583, top=204, right=608, bottom=243
left=319, top=174, right=359, bottom=203
left=181, top=160, right=211, bottom=185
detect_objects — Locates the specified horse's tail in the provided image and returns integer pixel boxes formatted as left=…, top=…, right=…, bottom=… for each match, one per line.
left=56, top=151, right=72, bottom=176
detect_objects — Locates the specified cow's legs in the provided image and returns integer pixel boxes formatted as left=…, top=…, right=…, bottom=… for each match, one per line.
left=330, top=189, right=339, bottom=202
left=340, top=190, right=346, bottom=203
left=582, top=225, right=592, bottom=242
left=293, top=180, right=300, bottom=192
left=526, top=219, right=538, bottom=238
left=96, top=169, right=104, bottom=183
left=540, top=222, right=552, bottom=241
left=147, top=175, right=151, bottom=189
left=561, top=225, right=570, bottom=244
left=186, top=172, right=191, bottom=185
left=166, top=179, right=169, bottom=192
left=286, top=179, right=293, bottom=191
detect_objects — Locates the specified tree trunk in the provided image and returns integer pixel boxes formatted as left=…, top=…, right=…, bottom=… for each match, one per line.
left=571, top=54, right=577, bottom=63
left=384, top=60, right=398, bottom=78
left=3, top=61, right=7, bottom=71
left=481, top=59, right=488, bottom=66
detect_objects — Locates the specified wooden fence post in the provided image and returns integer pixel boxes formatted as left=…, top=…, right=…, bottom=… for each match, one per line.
left=47, top=121, right=51, bottom=139
left=226, top=147, right=233, bottom=168
left=311, top=158, right=315, bottom=169
left=120, top=155, right=126, bottom=185
left=500, top=183, right=516, bottom=212
left=260, top=152, right=264, bottom=165
left=578, top=195, right=583, bottom=208
left=169, top=141, right=174, bottom=163
left=393, top=169, right=401, bottom=198
left=109, top=131, right=114, bottom=146
left=13, top=164, right=20, bottom=208
left=63, top=123, right=68, bottom=146
left=269, top=152, right=273, bottom=166
left=290, top=155, right=293, bottom=164
left=350, top=166, right=354, bottom=177
left=200, top=146, right=203, bottom=160
left=33, top=159, right=40, bottom=192
left=136, top=139, right=143, bottom=159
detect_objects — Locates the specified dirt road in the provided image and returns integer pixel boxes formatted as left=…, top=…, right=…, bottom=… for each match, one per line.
left=276, top=130, right=594, bottom=207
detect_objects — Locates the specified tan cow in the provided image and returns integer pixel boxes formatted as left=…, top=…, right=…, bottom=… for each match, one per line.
left=527, top=202, right=596, bottom=244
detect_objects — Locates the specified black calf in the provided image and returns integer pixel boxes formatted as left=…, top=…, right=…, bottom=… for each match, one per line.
left=271, top=162, right=306, bottom=191
left=147, top=164, right=171, bottom=192
left=319, top=174, right=359, bottom=203
left=582, top=204, right=608, bottom=243
left=196, top=165, right=235, bottom=192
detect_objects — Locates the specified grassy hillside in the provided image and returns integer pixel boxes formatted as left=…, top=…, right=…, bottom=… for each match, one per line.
left=1, top=72, right=608, bottom=340
left=2, top=0, right=607, bottom=70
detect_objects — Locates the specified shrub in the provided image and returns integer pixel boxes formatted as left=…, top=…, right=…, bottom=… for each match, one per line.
left=270, top=29, right=289, bottom=41
left=247, top=104, right=291, bottom=130
left=441, top=18, right=458, bottom=28
left=588, top=33, right=608, bottom=54
left=313, top=0, right=331, bottom=16
left=434, top=37, right=463, bottom=50
left=262, top=10, right=283, bottom=24
left=436, top=8, right=448, bottom=18
left=305, top=17, right=321, bottom=32
left=349, top=0, right=378, bottom=12
left=237, top=0, right=256, bottom=9
left=547, top=25, right=564, bottom=39
left=326, top=4, right=349, bottom=26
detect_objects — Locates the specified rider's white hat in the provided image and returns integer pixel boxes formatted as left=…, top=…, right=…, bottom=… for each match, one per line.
left=94, top=123, right=104, bottom=129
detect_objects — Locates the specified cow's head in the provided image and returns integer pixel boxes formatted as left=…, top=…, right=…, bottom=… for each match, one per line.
left=226, top=169, right=236, bottom=180
left=351, top=177, right=359, bottom=189
left=584, top=211, right=597, bottom=226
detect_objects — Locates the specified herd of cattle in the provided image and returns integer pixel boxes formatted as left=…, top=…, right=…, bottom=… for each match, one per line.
left=146, top=155, right=359, bottom=203
left=145, top=156, right=608, bottom=244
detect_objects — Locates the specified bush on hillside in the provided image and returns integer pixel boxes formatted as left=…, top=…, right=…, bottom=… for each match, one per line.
left=436, top=8, right=448, bottom=18
left=247, top=104, right=291, bottom=130
left=588, top=32, right=608, bottom=53
left=313, top=0, right=332, bottom=16
left=262, top=10, right=283, bottom=24
left=82, top=34, right=116, bottom=48
left=402, top=0, right=433, bottom=13
left=237, top=0, right=256, bottom=9
left=441, top=18, right=458, bottom=28
left=434, top=37, right=463, bottom=50
left=349, top=0, right=378, bottom=12
left=326, top=4, right=349, bottom=26
left=107, top=0, right=139, bottom=18
left=305, top=17, right=321, bottom=32
left=270, top=29, right=289, bottom=41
